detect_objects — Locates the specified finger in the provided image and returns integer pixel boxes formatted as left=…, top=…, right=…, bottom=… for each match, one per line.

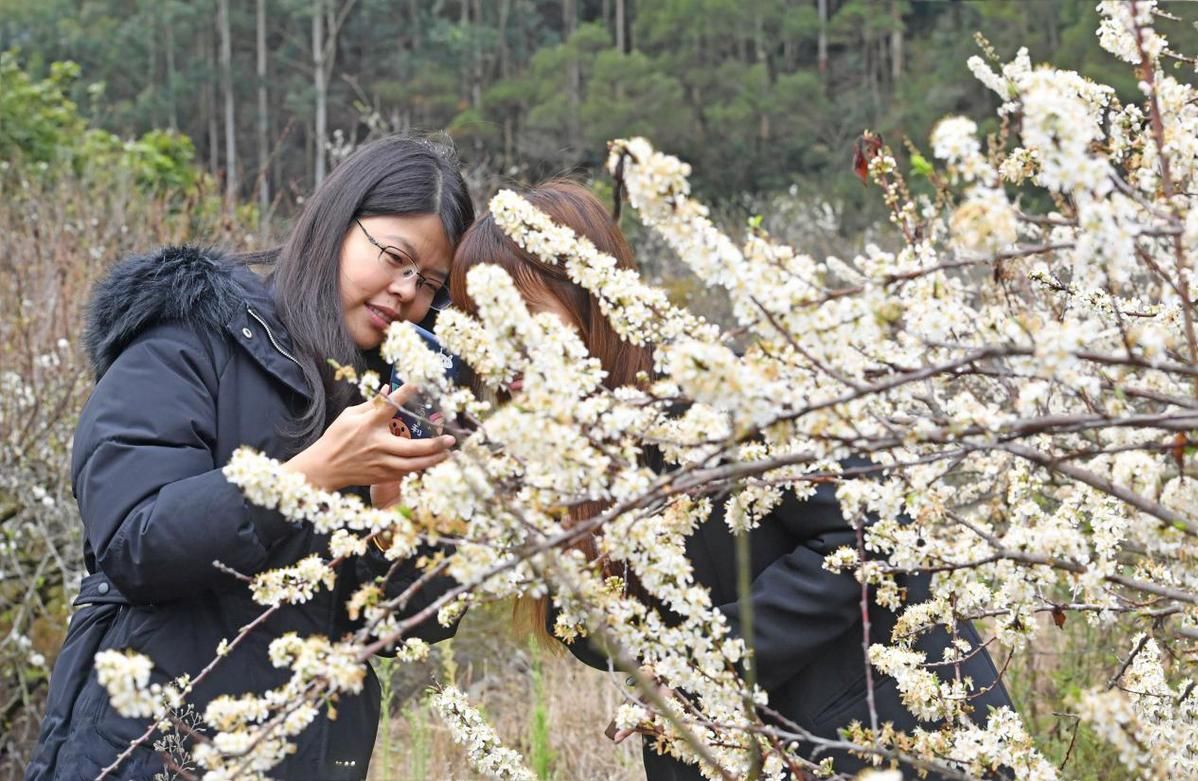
left=373, top=382, right=422, bottom=418
left=383, top=450, right=452, bottom=476
left=380, top=433, right=456, bottom=458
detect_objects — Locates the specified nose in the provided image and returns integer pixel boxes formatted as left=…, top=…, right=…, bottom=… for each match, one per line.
left=387, top=273, right=418, bottom=303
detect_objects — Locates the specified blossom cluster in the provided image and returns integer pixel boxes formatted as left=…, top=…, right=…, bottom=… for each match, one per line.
left=431, top=686, right=537, bottom=781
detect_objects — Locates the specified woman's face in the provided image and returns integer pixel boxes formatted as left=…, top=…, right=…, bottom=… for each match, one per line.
left=506, top=286, right=580, bottom=393
left=526, top=290, right=575, bottom=329
left=339, top=213, right=453, bottom=349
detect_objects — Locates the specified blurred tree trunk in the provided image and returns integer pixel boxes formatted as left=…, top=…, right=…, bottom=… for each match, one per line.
left=616, top=0, right=625, bottom=53
left=782, top=0, right=794, bottom=71
left=891, top=0, right=903, bottom=82
left=217, top=0, right=237, bottom=204
left=204, top=22, right=219, bottom=176
left=409, top=0, right=421, bottom=49
left=459, top=0, right=469, bottom=108
left=257, top=0, right=270, bottom=235
left=564, top=0, right=581, bottom=157
left=818, top=0, right=828, bottom=76
left=614, top=0, right=625, bottom=100
left=754, top=10, right=768, bottom=143
left=498, top=0, right=514, bottom=171
left=472, top=0, right=483, bottom=111
left=165, top=5, right=178, bottom=131
left=628, top=0, right=636, bottom=51
left=312, top=0, right=358, bottom=184
left=148, top=9, right=159, bottom=128
left=313, top=0, right=327, bottom=185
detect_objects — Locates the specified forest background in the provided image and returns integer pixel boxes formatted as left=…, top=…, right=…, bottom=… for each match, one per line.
left=4, top=1, right=1197, bottom=779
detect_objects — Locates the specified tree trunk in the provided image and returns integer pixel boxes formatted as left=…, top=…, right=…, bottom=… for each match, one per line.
left=615, top=0, right=625, bottom=54
left=498, top=0, right=511, bottom=77
left=459, top=0, right=470, bottom=107
left=149, top=7, right=159, bottom=128
left=257, top=0, right=270, bottom=236
left=891, top=0, right=903, bottom=82
left=204, top=23, right=219, bottom=176
left=818, top=0, right=828, bottom=76
left=408, top=0, right=421, bottom=48
left=872, top=36, right=881, bottom=114
left=755, top=10, right=768, bottom=143
left=217, top=0, right=237, bottom=204
left=628, top=0, right=636, bottom=52
left=313, top=0, right=327, bottom=185
left=498, top=0, right=514, bottom=171
left=564, top=0, right=581, bottom=157
left=472, top=0, right=483, bottom=110
left=165, top=4, right=178, bottom=130
left=312, top=0, right=359, bottom=184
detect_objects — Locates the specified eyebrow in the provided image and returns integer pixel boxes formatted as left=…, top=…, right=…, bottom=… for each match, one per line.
left=379, top=234, right=421, bottom=263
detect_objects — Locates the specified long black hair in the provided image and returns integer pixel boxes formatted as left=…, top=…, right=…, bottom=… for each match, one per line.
left=249, top=134, right=474, bottom=448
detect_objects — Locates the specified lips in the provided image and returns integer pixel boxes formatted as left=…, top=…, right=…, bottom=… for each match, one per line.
left=365, top=303, right=398, bottom=330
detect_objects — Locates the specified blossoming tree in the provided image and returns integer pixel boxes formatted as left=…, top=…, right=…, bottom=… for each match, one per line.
left=95, top=2, right=1198, bottom=778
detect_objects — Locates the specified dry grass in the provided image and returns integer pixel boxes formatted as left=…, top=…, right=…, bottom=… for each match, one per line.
left=368, top=604, right=645, bottom=781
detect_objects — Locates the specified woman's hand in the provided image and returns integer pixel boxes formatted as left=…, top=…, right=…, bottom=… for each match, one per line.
left=371, top=481, right=403, bottom=509
left=284, top=384, right=454, bottom=491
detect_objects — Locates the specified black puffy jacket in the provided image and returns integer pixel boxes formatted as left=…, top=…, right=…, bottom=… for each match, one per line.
left=27, top=247, right=453, bottom=780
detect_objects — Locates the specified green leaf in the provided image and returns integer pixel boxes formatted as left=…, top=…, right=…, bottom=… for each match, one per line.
left=910, top=153, right=934, bottom=179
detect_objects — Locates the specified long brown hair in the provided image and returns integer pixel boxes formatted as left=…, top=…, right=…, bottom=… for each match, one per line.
left=449, top=179, right=654, bottom=645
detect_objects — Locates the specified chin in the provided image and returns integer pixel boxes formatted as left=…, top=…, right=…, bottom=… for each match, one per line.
left=351, top=328, right=381, bottom=351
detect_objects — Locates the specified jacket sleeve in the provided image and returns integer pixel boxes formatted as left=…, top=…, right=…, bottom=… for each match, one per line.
left=715, top=482, right=863, bottom=691
left=544, top=599, right=616, bottom=671
left=73, top=323, right=294, bottom=604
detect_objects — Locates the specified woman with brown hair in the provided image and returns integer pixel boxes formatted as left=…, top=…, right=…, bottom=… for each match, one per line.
left=449, top=180, right=1013, bottom=780
left=448, top=179, right=652, bottom=638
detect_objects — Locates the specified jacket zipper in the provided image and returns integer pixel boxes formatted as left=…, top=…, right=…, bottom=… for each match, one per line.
left=246, top=306, right=301, bottom=367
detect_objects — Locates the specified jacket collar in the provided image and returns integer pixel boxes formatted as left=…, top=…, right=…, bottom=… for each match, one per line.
left=85, top=246, right=312, bottom=401
left=224, top=265, right=312, bottom=401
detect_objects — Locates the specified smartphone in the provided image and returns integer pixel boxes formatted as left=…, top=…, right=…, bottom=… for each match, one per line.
left=389, top=323, right=460, bottom=439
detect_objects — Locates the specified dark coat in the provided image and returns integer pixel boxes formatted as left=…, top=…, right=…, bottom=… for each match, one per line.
left=564, top=480, right=1014, bottom=780
left=26, top=247, right=453, bottom=781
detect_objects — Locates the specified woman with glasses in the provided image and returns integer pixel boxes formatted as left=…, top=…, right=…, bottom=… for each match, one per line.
left=27, top=135, right=474, bottom=781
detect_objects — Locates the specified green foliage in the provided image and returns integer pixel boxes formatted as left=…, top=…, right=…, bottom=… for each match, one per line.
left=582, top=50, right=689, bottom=156
left=9, top=0, right=1198, bottom=219
left=2, top=50, right=201, bottom=197
left=403, top=695, right=430, bottom=780
left=0, top=50, right=86, bottom=165
left=78, top=127, right=199, bottom=193
left=375, top=657, right=397, bottom=778
left=527, top=635, right=557, bottom=780
left=1001, top=609, right=1126, bottom=779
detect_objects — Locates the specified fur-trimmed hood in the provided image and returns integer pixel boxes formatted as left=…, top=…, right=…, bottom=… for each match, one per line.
left=84, top=246, right=263, bottom=380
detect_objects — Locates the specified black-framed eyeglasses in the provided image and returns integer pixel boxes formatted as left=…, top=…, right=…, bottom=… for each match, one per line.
left=355, top=219, right=451, bottom=311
